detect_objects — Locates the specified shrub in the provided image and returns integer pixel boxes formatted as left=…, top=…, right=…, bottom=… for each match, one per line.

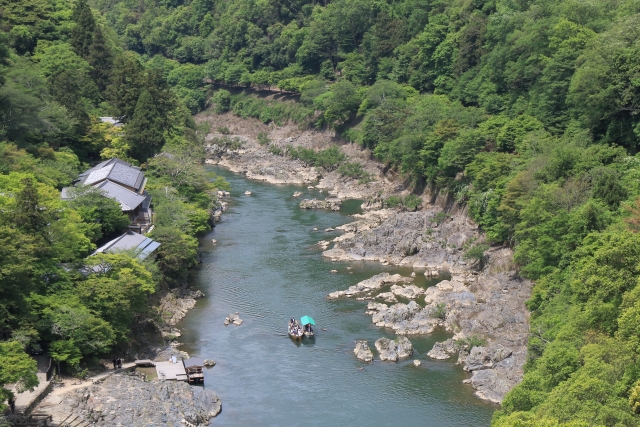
left=432, top=302, right=447, bottom=319
left=212, top=89, right=231, bottom=113
left=455, top=335, right=486, bottom=351
left=268, top=145, right=283, bottom=156
left=257, top=132, right=270, bottom=145
left=217, top=126, right=230, bottom=135
left=431, top=211, right=450, bottom=225
left=383, top=194, right=422, bottom=211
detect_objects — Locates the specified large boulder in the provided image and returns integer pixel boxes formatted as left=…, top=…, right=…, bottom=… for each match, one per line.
left=395, top=336, right=414, bottom=359
left=374, top=337, right=414, bottom=362
left=353, top=341, right=373, bottom=362
left=375, top=338, right=398, bottom=362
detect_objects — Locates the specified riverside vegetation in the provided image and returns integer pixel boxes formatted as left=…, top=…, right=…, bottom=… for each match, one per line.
left=3, top=0, right=640, bottom=425
left=0, top=0, right=229, bottom=419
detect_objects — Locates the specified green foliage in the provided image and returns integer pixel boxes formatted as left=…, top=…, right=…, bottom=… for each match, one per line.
left=463, top=243, right=490, bottom=264
left=432, top=302, right=446, bottom=320
left=287, top=145, right=346, bottom=171
left=336, top=162, right=373, bottom=183
left=0, top=341, right=38, bottom=410
left=257, top=131, right=270, bottom=146
left=383, top=194, right=422, bottom=211
left=212, top=89, right=231, bottom=114
left=66, top=185, right=129, bottom=241
left=126, top=89, right=165, bottom=162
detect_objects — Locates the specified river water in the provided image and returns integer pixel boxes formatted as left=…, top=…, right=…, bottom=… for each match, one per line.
left=178, top=167, right=496, bottom=426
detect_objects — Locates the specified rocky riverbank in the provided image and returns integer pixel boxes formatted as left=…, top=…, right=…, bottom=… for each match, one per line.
left=324, top=212, right=532, bottom=403
left=196, top=111, right=532, bottom=405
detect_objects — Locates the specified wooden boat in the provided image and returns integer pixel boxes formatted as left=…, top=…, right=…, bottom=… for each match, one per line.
left=300, top=315, right=316, bottom=339
left=288, top=325, right=303, bottom=340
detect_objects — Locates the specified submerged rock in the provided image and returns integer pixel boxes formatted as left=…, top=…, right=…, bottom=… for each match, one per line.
left=354, top=341, right=373, bottom=362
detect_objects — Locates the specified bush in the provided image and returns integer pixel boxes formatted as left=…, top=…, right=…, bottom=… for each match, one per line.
left=268, top=145, right=283, bottom=156
left=217, top=126, right=230, bottom=135
left=257, top=132, right=270, bottom=145
left=383, top=194, right=422, bottom=211
left=313, top=146, right=346, bottom=171
left=432, top=302, right=447, bottom=319
left=431, top=211, right=450, bottom=225
left=455, top=334, right=486, bottom=351
left=212, top=89, right=231, bottom=113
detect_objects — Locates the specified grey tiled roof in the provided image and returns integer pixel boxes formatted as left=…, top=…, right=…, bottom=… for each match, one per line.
left=93, top=231, right=160, bottom=260
left=80, top=158, right=144, bottom=191
left=94, top=180, right=147, bottom=211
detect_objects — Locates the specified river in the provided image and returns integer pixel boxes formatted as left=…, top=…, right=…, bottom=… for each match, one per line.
left=178, top=167, right=496, bottom=426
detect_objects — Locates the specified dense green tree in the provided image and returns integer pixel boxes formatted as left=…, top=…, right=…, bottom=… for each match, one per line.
left=70, top=0, right=96, bottom=58
left=87, top=25, right=113, bottom=93
left=126, top=89, right=165, bottom=162
left=0, top=341, right=38, bottom=411
left=105, top=53, right=143, bottom=120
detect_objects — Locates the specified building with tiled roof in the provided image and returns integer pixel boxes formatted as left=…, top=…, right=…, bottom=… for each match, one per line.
left=63, top=158, right=153, bottom=233
left=93, top=231, right=160, bottom=260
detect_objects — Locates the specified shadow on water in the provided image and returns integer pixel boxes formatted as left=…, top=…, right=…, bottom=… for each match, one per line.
left=178, top=166, right=496, bottom=426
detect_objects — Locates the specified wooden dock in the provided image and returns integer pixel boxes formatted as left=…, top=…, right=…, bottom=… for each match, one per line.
left=155, top=361, right=188, bottom=381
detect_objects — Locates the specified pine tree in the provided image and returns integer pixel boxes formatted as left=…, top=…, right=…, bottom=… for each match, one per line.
left=70, top=0, right=96, bottom=58
left=126, top=90, right=165, bottom=162
left=105, top=53, right=143, bottom=120
left=88, top=25, right=113, bottom=93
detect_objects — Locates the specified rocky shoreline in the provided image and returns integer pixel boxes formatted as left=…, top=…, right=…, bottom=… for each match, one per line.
left=195, top=111, right=532, bottom=405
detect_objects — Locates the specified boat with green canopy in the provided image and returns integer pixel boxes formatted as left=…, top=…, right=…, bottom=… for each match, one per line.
left=300, top=316, right=315, bottom=338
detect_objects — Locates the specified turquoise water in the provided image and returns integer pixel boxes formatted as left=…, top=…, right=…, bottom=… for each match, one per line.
left=178, top=167, right=496, bottom=426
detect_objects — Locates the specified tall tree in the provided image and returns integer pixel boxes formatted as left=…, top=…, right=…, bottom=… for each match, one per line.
left=126, top=89, right=165, bottom=162
left=87, top=25, right=113, bottom=93
left=105, top=53, right=143, bottom=120
left=70, top=0, right=96, bottom=58
left=144, top=69, right=176, bottom=131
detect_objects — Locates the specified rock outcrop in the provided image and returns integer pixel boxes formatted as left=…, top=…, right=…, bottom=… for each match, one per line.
left=299, top=198, right=342, bottom=211
left=374, top=337, right=413, bottom=362
left=224, top=313, right=243, bottom=326
left=158, top=289, right=205, bottom=326
left=56, top=374, right=221, bottom=427
left=326, top=273, right=412, bottom=300
left=353, top=341, right=374, bottom=362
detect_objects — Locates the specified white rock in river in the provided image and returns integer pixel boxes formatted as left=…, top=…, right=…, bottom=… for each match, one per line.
left=211, top=239, right=217, bottom=244
left=226, top=312, right=243, bottom=326
left=375, top=338, right=398, bottom=362
left=203, top=359, right=216, bottom=367
left=413, top=360, right=421, bottom=367
left=293, top=191, right=303, bottom=197
left=354, top=341, right=373, bottom=362
left=244, top=191, right=252, bottom=195
left=375, top=336, right=413, bottom=362
left=396, top=336, right=414, bottom=359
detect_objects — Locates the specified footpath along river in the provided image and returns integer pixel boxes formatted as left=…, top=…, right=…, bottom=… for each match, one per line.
left=178, top=166, right=496, bottom=426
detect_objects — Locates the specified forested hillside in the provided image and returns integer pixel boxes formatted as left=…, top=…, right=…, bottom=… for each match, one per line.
left=90, top=0, right=640, bottom=425
left=0, top=0, right=228, bottom=412
left=2, top=0, right=640, bottom=425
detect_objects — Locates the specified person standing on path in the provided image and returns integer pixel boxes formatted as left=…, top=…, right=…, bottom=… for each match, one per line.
left=117, top=358, right=122, bottom=369
left=112, top=358, right=117, bottom=370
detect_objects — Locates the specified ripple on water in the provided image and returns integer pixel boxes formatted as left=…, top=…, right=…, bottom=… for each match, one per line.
left=178, top=167, right=495, bottom=427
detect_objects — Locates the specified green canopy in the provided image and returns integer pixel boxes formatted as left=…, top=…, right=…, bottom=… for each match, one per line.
left=300, top=316, right=316, bottom=326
